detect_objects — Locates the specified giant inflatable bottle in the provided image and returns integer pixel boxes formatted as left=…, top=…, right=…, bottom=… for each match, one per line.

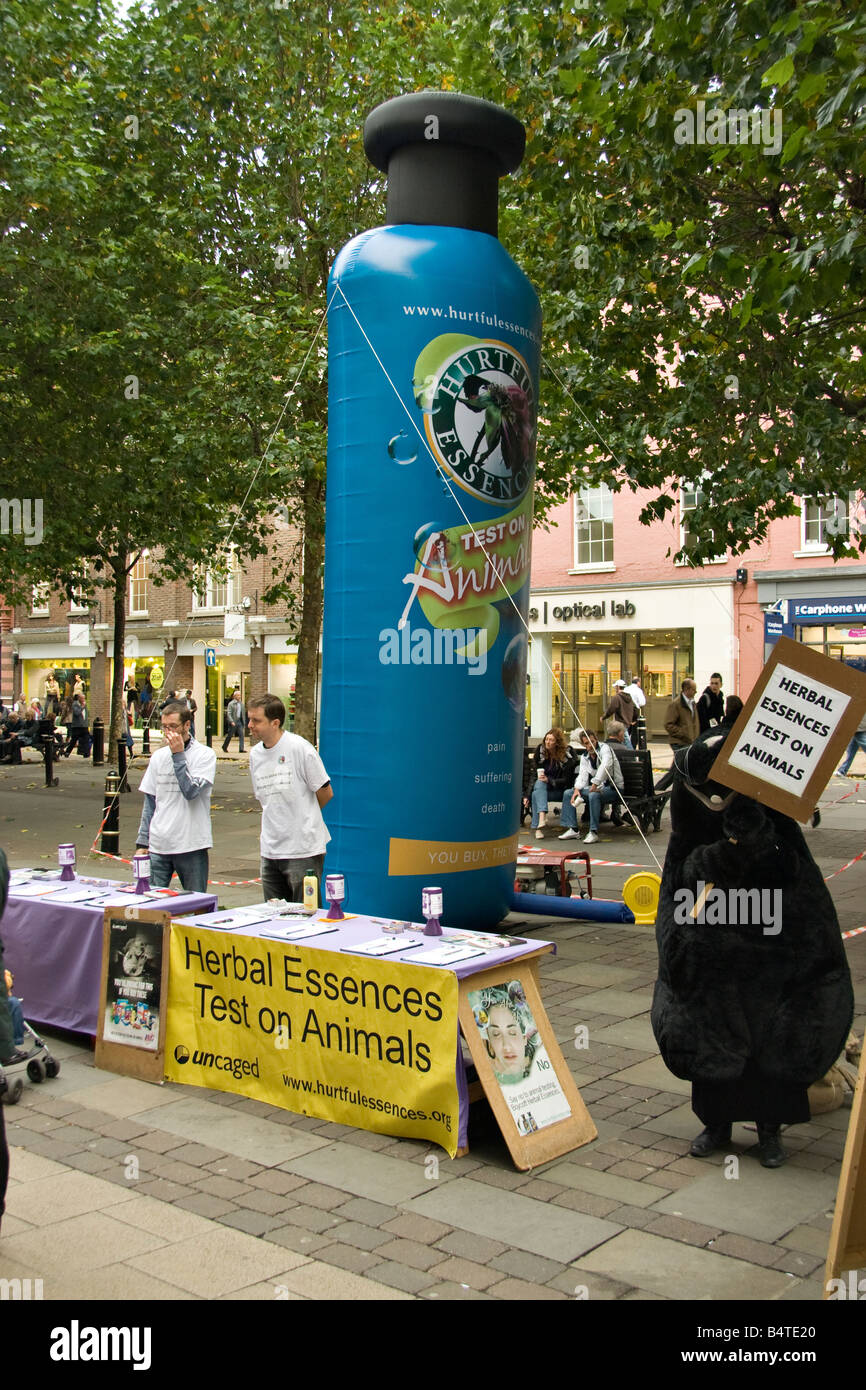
left=320, top=92, right=541, bottom=929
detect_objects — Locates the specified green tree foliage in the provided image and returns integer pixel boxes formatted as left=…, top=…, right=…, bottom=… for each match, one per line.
left=447, top=0, right=866, bottom=562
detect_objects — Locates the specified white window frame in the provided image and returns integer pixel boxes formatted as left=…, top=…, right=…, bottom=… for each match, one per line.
left=796, top=495, right=851, bottom=556
left=128, top=551, right=149, bottom=616
left=31, top=582, right=50, bottom=616
left=192, top=550, right=242, bottom=613
left=69, top=566, right=89, bottom=615
left=570, top=484, right=615, bottom=573
left=677, top=480, right=727, bottom=565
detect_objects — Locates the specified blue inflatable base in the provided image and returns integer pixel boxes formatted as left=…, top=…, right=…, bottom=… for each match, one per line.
left=508, top=892, right=635, bottom=924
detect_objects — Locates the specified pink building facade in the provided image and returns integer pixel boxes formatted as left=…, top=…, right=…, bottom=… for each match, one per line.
left=528, top=484, right=866, bottom=740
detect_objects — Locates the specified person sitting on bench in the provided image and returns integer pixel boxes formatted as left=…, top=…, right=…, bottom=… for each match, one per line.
left=560, top=729, right=625, bottom=845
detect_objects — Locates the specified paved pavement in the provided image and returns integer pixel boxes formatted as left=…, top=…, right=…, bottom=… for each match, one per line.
left=0, top=743, right=864, bottom=1306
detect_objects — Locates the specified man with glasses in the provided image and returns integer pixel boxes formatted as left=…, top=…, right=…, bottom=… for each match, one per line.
left=135, top=699, right=217, bottom=893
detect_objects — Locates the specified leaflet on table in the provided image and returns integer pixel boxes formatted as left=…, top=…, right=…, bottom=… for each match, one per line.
left=186, top=909, right=275, bottom=931
left=47, top=886, right=108, bottom=904
left=93, top=893, right=164, bottom=908
left=8, top=882, right=68, bottom=897
left=412, top=942, right=487, bottom=966
left=342, top=936, right=424, bottom=957
left=258, top=920, right=339, bottom=942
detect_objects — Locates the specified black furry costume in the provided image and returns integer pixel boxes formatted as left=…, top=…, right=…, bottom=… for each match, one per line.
left=651, top=730, right=854, bottom=1126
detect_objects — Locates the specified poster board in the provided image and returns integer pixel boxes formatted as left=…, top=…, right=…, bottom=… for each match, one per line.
left=457, top=959, right=596, bottom=1170
left=94, top=907, right=170, bottom=1084
left=711, top=637, right=866, bottom=821
left=824, top=1046, right=866, bottom=1295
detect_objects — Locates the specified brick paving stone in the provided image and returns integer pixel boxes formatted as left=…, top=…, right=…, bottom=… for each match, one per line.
left=134, top=1132, right=188, bottom=1155
left=332, top=1197, right=399, bottom=1227
left=87, top=1136, right=133, bottom=1159
left=149, top=1158, right=210, bottom=1185
left=61, top=1150, right=117, bottom=1175
left=645, top=1214, right=721, bottom=1247
left=204, top=1157, right=264, bottom=1182
left=595, top=1139, right=644, bottom=1159
left=313, top=1243, right=382, bottom=1277
left=364, top=1261, right=438, bottom=1295
left=487, top=1277, right=568, bottom=1301
left=219, top=1209, right=289, bottom=1236
left=278, top=1203, right=343, bottom=1235
left=13, top=1113, right=59, bottom=1132
left=434, top=1231, right=509, bottom=1263
left=233, top=1189, right=298, bottom=1216
left=136, top=1178, right=191, bottom=1202
left=491, top=1250, right=568, bottom=1284
left=96, top=1120, right=150, bottom=1142
left=168, top=1142, right=228, bottom=1167
left=100, top=1168, right=145, bottom=1189
left=195, top=1175, right=256, bottom=1201
left=427, top=1256, right=503, bottom=1291
left=633, top=1148, right=678, bottom=1168
left=778, top=1225, right=835, bottom=1258
left=512, top=1178, right=567, bottom=1203
left=567, top=1150, right=620, bottom=1172
left=172, top=1192, right=239, bottom=1219
left=247, top=1170, right=309, bottom=1196
left=323, top=1219, right=392, bottom=1251
left=640, top=1169, right=696, bottom=1191
left=550, top=1189, right=622, bottom=1219
left=290, top=1183, right=350, bottom=1211
left=547, top=1269, right=632, bottom=1300
left=422, top=1282, right=494, bottom=1301
left=787, top=1151, right=837, bottom=1172
left=14, top=1136, right=85, bottom=1162
left=771, top=1250, right=824, bottom=1277
left=340, top=1130, right=393, bottom=1151
left=380, top=1213, right=453, bottom=1244
left=265, top=1225, right=332, bottom=1256
left=27, top=1097, right=88, bottom=1119
left=604, top=1205, right=662, bottom=1230
left=664, top=1156, right=724, bottom=1177
left=374, top=1238, right=450, bottom=1272
left=606, top=1159, right=659, bottom=1180
left=707, top=1234, right=783, bottom=1268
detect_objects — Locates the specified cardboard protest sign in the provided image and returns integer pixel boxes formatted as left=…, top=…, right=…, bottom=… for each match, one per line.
left=711, top=637, right=866, bottom=821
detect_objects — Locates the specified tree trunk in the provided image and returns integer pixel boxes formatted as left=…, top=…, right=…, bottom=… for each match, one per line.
left=294, top=475, right=325, bottom=744
left=107, top=555, right=128, bottom=767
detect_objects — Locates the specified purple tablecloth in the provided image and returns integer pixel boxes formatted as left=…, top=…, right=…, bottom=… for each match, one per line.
left=2, top=880, right=218, bottom=1035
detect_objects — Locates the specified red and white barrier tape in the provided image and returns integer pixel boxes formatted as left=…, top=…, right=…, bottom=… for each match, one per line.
left=824, top=849, right=866, bottom=883
left=842, top=926, right=866, bottom=940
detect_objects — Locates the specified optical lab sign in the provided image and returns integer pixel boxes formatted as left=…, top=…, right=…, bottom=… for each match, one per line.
left=530, top=598, right=636, bottom=625
left=712, top=636, right=866, bottom=821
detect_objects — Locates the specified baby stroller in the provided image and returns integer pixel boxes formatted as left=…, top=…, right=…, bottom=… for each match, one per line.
left=0, top=1012, right=61, bottom=1106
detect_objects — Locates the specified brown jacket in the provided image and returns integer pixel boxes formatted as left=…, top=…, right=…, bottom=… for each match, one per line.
left=603, top=691, right=637, bottom=727
left=664, top=694, right=699, bottom=748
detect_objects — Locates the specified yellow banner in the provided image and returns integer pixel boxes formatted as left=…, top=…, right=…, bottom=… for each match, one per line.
left=164, top=925, right=459, bottom=1156
left=389, top=833, right=520, bottom=876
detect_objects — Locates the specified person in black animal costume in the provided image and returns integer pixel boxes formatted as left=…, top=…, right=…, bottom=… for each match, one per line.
left=651, top=728, right=853, bottom=1167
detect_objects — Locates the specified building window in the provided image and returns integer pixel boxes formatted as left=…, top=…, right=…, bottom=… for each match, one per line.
left=31, top=583, right=50, bottom=617
left=679, top=481, right=727, bottom=565
left=573, top=485, right=614, bottom=569
left=801, top=495, right=852, bottom=551
left=129, top=552, right=149, bottom=615
left=193, top=551, right=241, bottom=612
left=69, top=567, right=89, bottom=615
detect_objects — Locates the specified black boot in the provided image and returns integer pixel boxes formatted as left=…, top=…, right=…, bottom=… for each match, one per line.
left=690, top=1123, right=732, bottom=1157
left=756, top=1123, right=787, bottom=1168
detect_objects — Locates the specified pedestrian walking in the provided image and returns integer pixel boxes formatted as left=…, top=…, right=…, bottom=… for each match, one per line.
left=222, top=687, right=245, bottom=753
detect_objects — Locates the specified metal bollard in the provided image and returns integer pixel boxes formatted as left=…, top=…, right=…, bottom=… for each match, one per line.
left=142, top=723, right=151, bottom=756
left=41, top=731, right=59, bottom=788
left=118, top=741, right=131, bottom=791
left=92, top=717, right=105, bottom=766
left=634, top=715, right=647, bottom=751
left=101, top=771, right=121, bottom=856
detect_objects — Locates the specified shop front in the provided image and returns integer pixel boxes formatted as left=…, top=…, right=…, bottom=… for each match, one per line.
left=759, top=574, right=866, bottom=673
left=528, top=583, right=734, bottom=739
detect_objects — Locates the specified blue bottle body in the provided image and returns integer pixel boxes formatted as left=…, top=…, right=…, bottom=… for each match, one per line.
left=320, top=224, right=541, bottom=928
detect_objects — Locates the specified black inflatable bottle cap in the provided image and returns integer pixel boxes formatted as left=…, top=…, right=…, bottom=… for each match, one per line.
left=364, top=91, right=526, bottom=238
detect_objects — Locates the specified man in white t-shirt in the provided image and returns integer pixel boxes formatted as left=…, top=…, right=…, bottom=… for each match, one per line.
left=136, top=699, right=216, bottom=893
left=247, top=692, right=333, bottom=903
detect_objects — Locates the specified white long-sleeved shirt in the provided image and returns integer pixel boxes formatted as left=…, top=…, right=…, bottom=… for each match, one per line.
left=576, top=742, right=624, bottom=792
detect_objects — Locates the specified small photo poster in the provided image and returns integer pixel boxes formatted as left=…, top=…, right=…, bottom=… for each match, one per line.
left=102, top=917, right=164, bottom=1051
left=467, top=979, right=571, bottom=1133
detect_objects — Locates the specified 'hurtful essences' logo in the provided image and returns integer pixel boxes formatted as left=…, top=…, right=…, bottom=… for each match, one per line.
left=414, top=336, right=536, bottom=506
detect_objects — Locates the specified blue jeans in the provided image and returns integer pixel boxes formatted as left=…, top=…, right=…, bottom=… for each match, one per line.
left=580, top=784, right=618, bottom=832
left=8, top=997, right=24, bottom=1048
left=838, top=730, right=866, bottom=775
left=149, top=848, right=209, bottom=894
